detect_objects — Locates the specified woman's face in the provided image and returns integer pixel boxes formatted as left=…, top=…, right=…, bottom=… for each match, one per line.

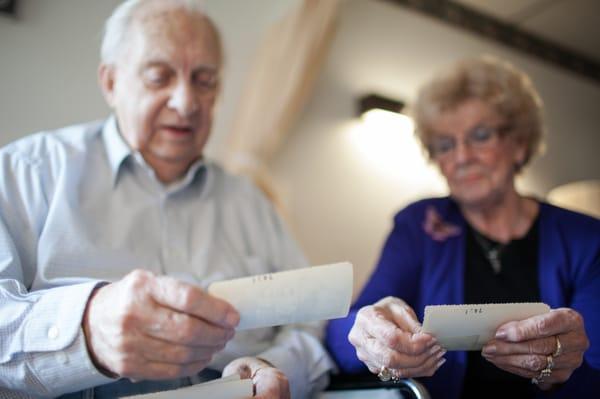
left=429, top=99, right=527, bottom=208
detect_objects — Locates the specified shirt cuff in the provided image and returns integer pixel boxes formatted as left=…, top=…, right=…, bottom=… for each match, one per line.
left=257, top=333, right=334, bottom=398
left=25, top=281, right=116, bottom=395
left=30, top=326, right=116, bottom=395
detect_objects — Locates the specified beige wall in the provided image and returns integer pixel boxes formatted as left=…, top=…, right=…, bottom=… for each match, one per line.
left=270, top=0, right=600, bottom=295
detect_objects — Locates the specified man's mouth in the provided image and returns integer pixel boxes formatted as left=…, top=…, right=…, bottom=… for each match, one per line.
left=162, top=125, right=194, bottom=136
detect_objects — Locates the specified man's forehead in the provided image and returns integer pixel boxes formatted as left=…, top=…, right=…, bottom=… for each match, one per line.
left=129, top=6, right=221, bottom=62
left=134, top=7, right=213, bottom=38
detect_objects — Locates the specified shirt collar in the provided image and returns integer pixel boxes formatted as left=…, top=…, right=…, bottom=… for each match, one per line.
left=102, top=115, right=132, bottom=186
left=163, top=157, right=207, bottom=194
left=102, top=115, right=208, bottom=191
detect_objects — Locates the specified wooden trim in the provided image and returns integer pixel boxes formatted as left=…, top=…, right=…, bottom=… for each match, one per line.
left=0, top=0, right=16, bottom=16
left=381, top=0, right=600, bottom=84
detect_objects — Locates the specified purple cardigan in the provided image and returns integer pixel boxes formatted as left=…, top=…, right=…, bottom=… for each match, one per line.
left=326, top=197, right=600, bottom=398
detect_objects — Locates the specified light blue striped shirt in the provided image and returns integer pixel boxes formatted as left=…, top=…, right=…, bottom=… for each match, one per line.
left=0, top=117, right=333, bottom=398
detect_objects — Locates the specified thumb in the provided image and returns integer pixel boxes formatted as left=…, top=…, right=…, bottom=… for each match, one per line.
left=222, top=360, right=252, bottom=379
left=387, top=300, right=422, bottom=334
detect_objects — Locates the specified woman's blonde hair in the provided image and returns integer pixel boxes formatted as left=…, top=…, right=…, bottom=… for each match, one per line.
left=413, top=56, right=545, bottom=169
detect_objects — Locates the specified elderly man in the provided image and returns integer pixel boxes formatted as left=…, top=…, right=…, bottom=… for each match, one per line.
left=0, top=0, right=332, bottom=398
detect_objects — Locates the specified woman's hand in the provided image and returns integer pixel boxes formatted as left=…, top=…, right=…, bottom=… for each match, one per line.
left=482, top=308, right=589, bottom=389
left=222, top=356, right=290, bottom=399
left=348, top=297, right=446, bottom=380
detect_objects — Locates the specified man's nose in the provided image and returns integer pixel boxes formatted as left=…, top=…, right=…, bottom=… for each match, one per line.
left=168, top=82, right=198, bottom=117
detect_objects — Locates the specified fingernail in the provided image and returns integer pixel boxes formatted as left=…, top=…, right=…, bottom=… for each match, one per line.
left=436, top=349, right=447, bottom=359
left=495, top=330, right=507, bottom=340
left=429, top=345, right=442, bottom=355
left=436, top=358, right=446, bottom=369
left=226, top=311, right=240, bottom=327
left=482, top=345, right=496, bottom=355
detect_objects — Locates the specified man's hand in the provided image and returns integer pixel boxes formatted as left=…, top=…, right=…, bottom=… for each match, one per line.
left=83, top=269, right=240, bottom=380
left=222, top=357, right=290, bottom=399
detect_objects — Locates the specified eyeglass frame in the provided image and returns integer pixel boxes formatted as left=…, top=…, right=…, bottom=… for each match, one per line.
left=427, top=124, right=513, bottom=160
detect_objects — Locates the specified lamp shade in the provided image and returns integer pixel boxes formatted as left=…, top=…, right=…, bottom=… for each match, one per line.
left=357, top=94, right=404, bottom=116
left=547, top=179, right=600, bottom=219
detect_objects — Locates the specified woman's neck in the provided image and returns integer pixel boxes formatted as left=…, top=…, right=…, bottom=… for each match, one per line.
left=460, top=189, right=539, bottom=243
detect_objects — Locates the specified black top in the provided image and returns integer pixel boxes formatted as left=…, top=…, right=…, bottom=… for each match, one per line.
left=461, top=218, right=540, bottom=399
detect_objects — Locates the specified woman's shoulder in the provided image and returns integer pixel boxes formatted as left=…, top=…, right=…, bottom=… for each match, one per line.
left=394, top=196, right=456, bottom=220
left=539, top=201, right=600, bottom=232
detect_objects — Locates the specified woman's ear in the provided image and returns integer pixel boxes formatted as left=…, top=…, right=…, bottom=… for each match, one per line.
left=513, top=140, right=529, bottom=171
left=98, top=64, right=116, bottom=108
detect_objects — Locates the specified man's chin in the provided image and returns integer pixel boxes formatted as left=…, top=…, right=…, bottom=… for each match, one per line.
left=146, top=149, right=203, bottom=166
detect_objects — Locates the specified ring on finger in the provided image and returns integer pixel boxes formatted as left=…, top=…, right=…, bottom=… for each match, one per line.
left=531, top=356, right=554, bottom=385
left=377, top=366, right=392, bottom=382
left=391, top=369, right=402, bottom=383
left=552, top=335, right=562, bottom=358
left=546, top=355, right=554, bottom=371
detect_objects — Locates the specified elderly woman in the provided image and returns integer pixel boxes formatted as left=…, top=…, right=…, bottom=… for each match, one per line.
left=326, top=56, right=599, bottom=398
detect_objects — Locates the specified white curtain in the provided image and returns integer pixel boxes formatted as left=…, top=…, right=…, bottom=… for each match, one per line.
left=223, top=0, right=341, bottom=203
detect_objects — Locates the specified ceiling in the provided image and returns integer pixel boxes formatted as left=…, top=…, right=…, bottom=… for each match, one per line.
left=454, top=0, right=600, bottom=62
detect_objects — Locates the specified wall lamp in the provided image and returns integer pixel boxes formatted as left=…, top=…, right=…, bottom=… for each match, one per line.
left=357, top=94, right=405, bottom=117
left=356, top=93, right=413, bottom=135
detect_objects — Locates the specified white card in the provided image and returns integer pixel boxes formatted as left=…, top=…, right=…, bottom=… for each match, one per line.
left=422, top=303, right=550, bottom=350
left=208, top=262, right=353, bottom=330
left=127, top=375, right=253, bottom=398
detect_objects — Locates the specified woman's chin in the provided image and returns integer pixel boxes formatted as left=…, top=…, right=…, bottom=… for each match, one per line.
left=451, top=188, right=495, bottom=208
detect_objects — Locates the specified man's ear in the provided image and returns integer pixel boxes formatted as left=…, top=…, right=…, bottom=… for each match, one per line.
left=98, top=64, right=116, bottom=108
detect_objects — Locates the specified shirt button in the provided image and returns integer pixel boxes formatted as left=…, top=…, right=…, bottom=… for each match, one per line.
left=57, top=352, right=69, bottom=365
left=47, top=325, right=59, bottom=340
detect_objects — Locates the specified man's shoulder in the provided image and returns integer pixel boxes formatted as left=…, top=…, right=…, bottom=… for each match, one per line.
left=0, top=120, right=105, bottom=165
left=206, top=162, right=261, bottom=198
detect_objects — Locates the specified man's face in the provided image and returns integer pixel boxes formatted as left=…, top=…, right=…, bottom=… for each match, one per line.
left=101, top=8, right=221, bottom=181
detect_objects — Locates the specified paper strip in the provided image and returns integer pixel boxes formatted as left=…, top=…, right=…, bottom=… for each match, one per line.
left=127, top=375, right=253, bottom=399
left=208, top=262, right=353, bottom=330
left=422, top=302, right=550, bottom=350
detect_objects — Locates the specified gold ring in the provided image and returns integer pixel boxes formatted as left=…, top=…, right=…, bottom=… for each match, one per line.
left=391, top=369, right=402, bottom=383
left=377, top=366, right=392, bottom=382
left=546, top=355, right=554, bottom=371
left=552, top=335, right=562, bottom=357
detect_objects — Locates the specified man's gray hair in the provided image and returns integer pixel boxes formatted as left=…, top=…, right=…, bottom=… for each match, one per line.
left=101, top=0, right=207, bottom=64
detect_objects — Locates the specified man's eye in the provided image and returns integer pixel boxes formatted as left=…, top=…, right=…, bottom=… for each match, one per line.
left=144, top=69, right=170, bottom=86
left=193, top=71, right=218, bottom=89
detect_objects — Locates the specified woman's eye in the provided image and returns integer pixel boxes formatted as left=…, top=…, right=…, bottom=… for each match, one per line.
left=432, top=138, right=455, bottom=154
left=471, top=127, right=493, bottom=142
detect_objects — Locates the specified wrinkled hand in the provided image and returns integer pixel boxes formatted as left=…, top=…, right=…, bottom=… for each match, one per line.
left=83, top=269, right=240, bottom=380
left=222, top=356, right=290, bottom=399
left=348, top=297, right=445, bottom=379
left=482, top=308, right=589, bottom=389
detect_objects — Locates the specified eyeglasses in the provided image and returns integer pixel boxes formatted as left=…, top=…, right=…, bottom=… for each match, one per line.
left=428, top=124, right=512, bottom=159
